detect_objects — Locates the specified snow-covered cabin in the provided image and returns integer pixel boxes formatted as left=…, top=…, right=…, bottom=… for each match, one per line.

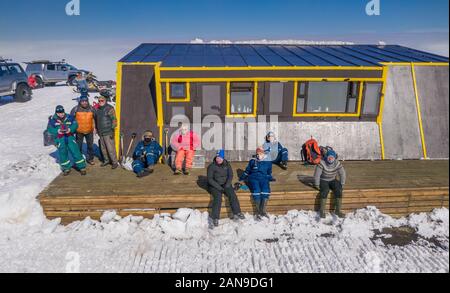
left=116, top=44, right=449, bottom=161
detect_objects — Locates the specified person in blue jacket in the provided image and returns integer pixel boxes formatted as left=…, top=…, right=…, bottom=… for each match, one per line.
left=239, top=147, right=274, bottom=220
left=262, top=131, right=289, bottom=170
left=132, top=130, right=163, bottom=178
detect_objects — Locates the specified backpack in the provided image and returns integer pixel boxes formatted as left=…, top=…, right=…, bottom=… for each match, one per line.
left=301, top=138, right=322, bottom=165
left=43, top=116, right=56, bottom=146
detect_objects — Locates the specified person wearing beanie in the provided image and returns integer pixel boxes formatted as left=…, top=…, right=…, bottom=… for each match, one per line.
left=47, top=105, right=87, bottom=176
left=95, top=95, right=119, bottom=169
left=70, top=96, right=97, bottom=165
left=131, top=130, right=163, bottom=178
left=262, top=131, right=289, bottom=170
left=207, top=150, right=245, bottom=227
left=313, top=149, right=346, bottom=218
left=239, top=147, right=274, bottom=220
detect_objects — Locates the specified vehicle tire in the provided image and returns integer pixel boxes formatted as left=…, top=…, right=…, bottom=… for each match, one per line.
left=67, top=75, right=77, bottom=86
left=35, top=76, right=45, bottom=89
left=14, top=84, right=32, bottom=103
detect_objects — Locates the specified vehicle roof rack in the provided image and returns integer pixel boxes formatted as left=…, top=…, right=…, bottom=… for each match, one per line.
left=0, top=57, right=13, bottom=63
left=25, top=59, right=67, bottom=64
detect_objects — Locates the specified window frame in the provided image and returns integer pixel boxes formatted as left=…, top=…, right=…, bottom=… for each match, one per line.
left=226, top=81, right=258, bottom=118
left=361, top=82, right=383, bottom=118
left=166, top=82, right=190, bottom=102
left=293, top=81, right=363, bottom=117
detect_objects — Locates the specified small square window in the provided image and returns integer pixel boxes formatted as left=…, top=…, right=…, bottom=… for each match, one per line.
left=170, top=83, right=187, bottom=99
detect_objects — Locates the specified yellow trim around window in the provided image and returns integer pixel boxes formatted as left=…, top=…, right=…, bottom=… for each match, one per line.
left=292, top=81, right=364, bottom=117
left=166, top=82, right=190, bottom=102
left=226, top=81, right=258, bottom=118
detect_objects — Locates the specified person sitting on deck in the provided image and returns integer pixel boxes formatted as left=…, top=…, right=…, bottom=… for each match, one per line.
left=313, top=149, right=346, bottom=219
left=239, top=147, right=274, bottom=220
left=207, top=150, right=245, bottom=227
left=132, top=131, right=163, bottom=178
left=170, top=124, right=200, bottom=175
left=262, top=131, right=289, bottom=170
left=47, top=105, right=87, bottom=176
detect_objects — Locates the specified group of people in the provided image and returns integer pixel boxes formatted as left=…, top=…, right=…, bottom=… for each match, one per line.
left=47, top=94, right=118, bottom=176
left=48, top=95, right=346, bottom=225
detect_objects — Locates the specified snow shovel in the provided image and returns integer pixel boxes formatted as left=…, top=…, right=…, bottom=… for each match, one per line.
left=121, top=132, right=137, bottom=171
left=162, top=128, right=169, bottom=164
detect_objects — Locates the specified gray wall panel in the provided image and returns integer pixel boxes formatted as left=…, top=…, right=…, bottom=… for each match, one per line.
left=382, top=66, right=423, bottom=159
left=415, top=66, right=449, bottom=159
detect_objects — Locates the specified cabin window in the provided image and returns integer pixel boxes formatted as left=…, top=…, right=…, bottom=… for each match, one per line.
left=307, top=82, right=348, bottom=113
left=167, top=82, right=190, bottom=102
left=346, top=82, right=360, bottom=113
left=295, top=81, right=362, bottom=115
left=202, top=85, right=221, bottom=115
left=362, top=83, right=382, bottom=115
left=268, top=82, right=284, bottom=113
left=296, top=82, right=307, bottom=113
left=46, top=64, right=56, bottom=71
left=230, top=82, right=254, bottom=115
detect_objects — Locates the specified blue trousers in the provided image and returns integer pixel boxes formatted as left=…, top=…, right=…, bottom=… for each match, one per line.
left=272, top=148, right=289, bottom=164
left=132, top=153, right=159, bottom=174
left=248, top=177, right=271, bottom=201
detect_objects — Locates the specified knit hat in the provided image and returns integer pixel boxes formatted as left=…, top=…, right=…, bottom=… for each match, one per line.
left=80, top=96, right=89, bottom=102
left=55, top=105, right=65, bottom=114
left=327, top=149, right=337, bottom=159
left=216, top=150, right=225, bottom=160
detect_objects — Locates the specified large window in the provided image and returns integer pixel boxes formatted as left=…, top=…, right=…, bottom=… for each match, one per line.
left=202, top=85, right=221, bottom=115
left=268, top=82, right=284, bottom=113
left=295, top=81, right=360, bottom=114
left=362, top=83, right=382, bottom=115
left=229, top=82, right=255, bottom=115
left=167, top=82, right=190, bottom=102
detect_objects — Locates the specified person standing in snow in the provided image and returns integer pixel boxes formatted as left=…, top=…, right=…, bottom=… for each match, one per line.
left=262, top=131, right=289, bottom=170
left=74, top=72, right=88, bottom=93
left=95, top=95, right=119, bottom=169
left=170, top=124, right=200, bottom=175
left=207, top=150, right=245, bottom=227
left=131, top=131, right=163, bottom=178
left=47, top=105, right=87, bottom=176
left=239, top=147, right=274, bottom=220
left=70, top=96, right=97, bottom=165
left=313, top=149, right=346, bottom=218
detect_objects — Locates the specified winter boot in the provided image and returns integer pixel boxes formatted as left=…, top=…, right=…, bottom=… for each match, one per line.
left=137, top=169, right=150, bottom=178
left=280, top=161, right=288, bottom=170
left=183, top=169, right=191, bottom=175
left=334, top=198, right=345, bottom=218
left=111, top=163, right=119, bottom=170
left=232, top=213, right=245, bottom=221
left=260, top=199, right=269, bottom=218
left=174, top=169, right=182, bottom=175
left=212, top=218, right=219, bottom=227
left=100, top=162, right=110, bottom=167
left=254, top=199, right=262, bottom=220
left=80, top=169, right=87, bottom=176
left=63, top=169, right=71, bottom=176
left=319, top=198, right=327, bottom=219
left=87, top=160, right=95, bottom=166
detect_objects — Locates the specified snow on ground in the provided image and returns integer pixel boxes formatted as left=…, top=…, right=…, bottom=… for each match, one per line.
left=0, top=87, right=448, bottom=273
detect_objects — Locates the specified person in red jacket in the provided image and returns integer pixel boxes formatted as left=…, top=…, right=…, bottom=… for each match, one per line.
left=28, top=74, right=38, bottom=89
left=170, top=124, right=200, bottom=175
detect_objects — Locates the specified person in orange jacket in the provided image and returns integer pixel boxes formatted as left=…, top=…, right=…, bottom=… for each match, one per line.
left=170, top=124, right=200, bottom=175
left=28, top=74, right=38, bottom=89
left=70, top=96, right=97, bottom=165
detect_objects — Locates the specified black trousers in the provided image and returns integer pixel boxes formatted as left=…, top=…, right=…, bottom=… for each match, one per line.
left=76, top=132, right=95, bottom=162
left=319, top=180, right=343, bottom=199
left=210, top=186, right=242, bottom=220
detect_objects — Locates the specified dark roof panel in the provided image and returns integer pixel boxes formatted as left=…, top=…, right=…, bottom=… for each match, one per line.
left=120, top=43, right=449, bottom=67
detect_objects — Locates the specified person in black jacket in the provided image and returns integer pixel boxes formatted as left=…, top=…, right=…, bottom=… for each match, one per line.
left=207, top=150, right=245, bottom=227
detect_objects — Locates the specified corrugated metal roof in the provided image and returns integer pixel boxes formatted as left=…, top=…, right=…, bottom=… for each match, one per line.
left=120, top=44, right=449, bottom=67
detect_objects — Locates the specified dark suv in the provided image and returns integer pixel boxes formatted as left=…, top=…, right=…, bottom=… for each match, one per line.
left=0, top=58, right=32, bottom=103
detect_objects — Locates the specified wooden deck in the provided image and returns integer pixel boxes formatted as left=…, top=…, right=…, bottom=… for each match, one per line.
left=39, top=160, right=449, bottom=224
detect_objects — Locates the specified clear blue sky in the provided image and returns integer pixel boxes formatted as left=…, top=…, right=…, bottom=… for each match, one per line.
left=0, top=0, right=448, bottom=41
left=0, top=0, right=447, bottom=79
